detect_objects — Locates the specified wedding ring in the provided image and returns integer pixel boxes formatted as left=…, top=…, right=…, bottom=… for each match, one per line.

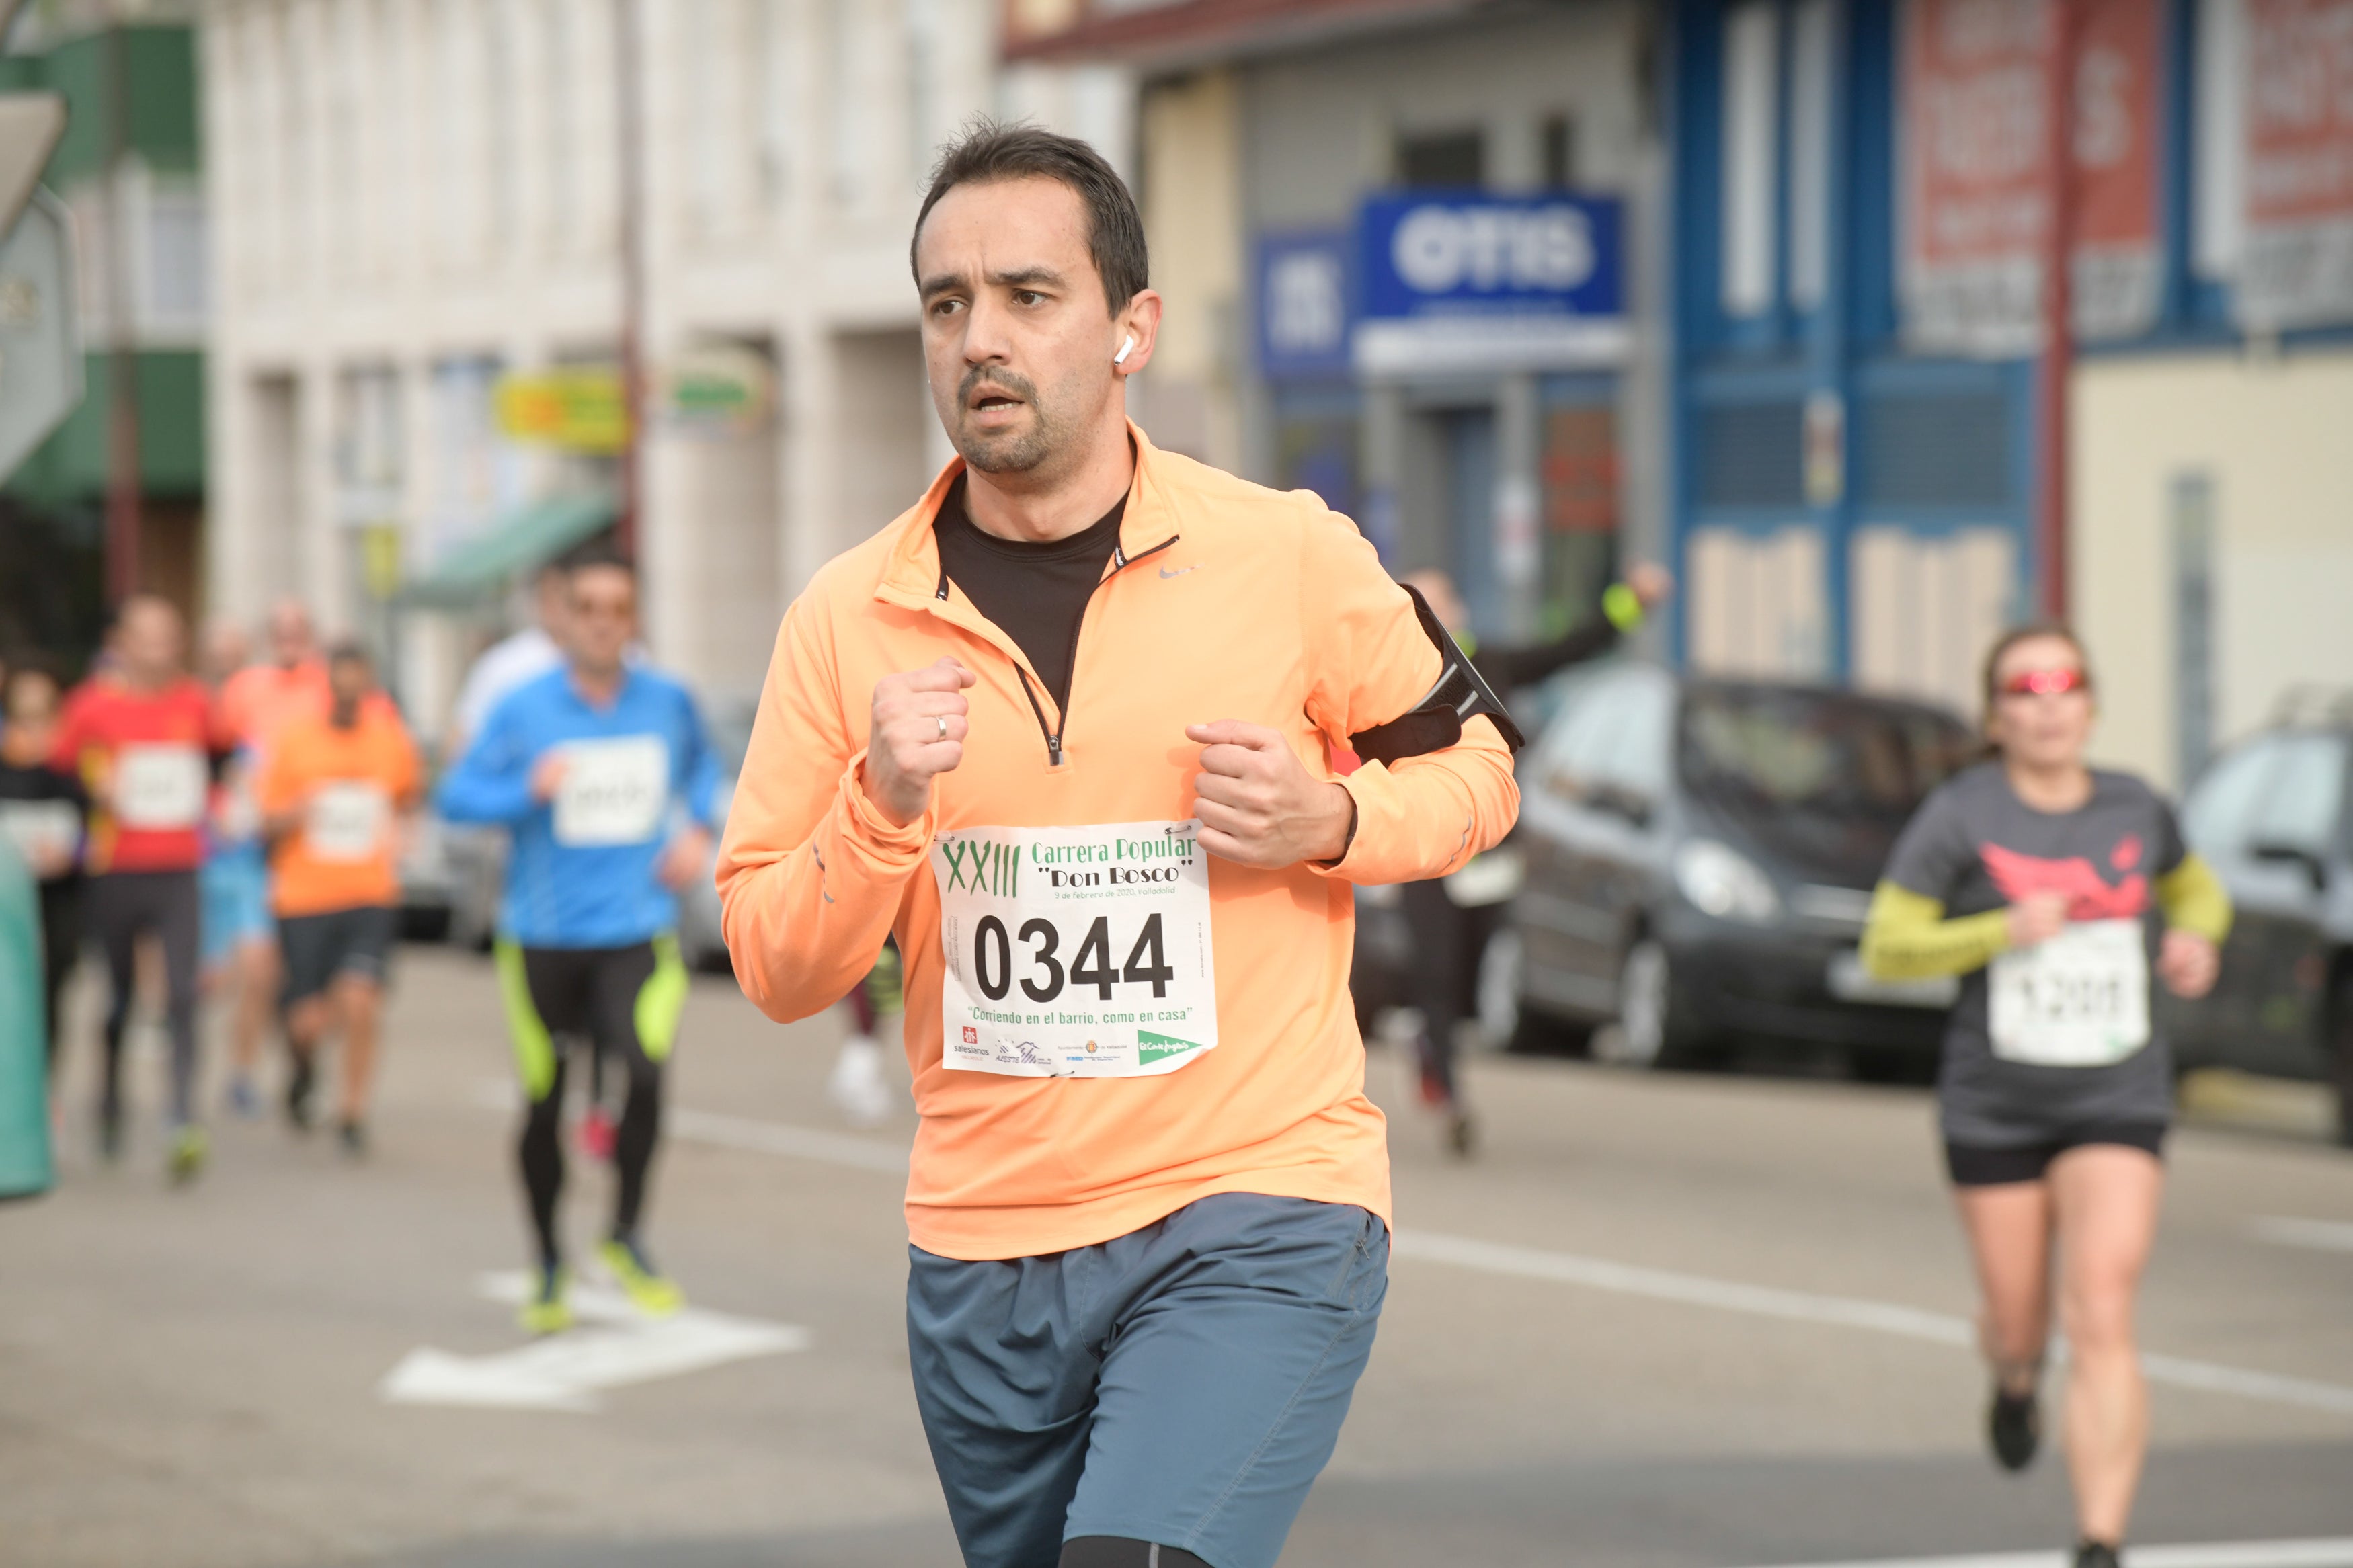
left=936, top=714, right=949, bottom=741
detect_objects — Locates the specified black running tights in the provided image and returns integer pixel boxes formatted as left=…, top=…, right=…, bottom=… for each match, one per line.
left=87, top=871, right=200, bottom=1126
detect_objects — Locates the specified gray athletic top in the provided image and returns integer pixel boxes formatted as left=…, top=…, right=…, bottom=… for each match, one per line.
left=1882, top=761, right=2186, bottom=1147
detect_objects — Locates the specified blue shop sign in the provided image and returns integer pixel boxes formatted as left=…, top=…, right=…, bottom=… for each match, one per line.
left=1255, top=229, right=1353, bottom=382
left=1354, top=192, right=1628, bottom=374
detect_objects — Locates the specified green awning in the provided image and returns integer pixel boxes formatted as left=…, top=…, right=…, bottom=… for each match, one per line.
left=399, top=491, right=615, bottom=608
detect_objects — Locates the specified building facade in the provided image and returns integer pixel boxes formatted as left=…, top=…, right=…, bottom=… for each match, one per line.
left=201, top=0, right=1125, bottom=738
left=1667, top=0, right=2353, bottom=784
left=1, top=9, right=208, bottom=657
left=1010, top=0, right=1670, bottom=653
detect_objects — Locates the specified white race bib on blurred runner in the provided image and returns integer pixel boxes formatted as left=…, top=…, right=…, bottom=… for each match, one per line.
left=305, top=781, right=390, bottom=863
left=1988, top=918, right=2149, bottom=1067
left=113, top=743, right=206, bottom=830
left=553, top=736, right=668, bottom=846
left=934, top=820, right=1218, bottom=1077
left=0, top=800, right=80, bottom=865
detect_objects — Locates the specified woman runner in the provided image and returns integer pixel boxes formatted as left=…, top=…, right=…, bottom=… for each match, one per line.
left=1860, top=625, right=2231, bottom=1568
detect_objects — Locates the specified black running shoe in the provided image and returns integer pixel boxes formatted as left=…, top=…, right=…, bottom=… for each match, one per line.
left=337, top=1119, right=367, bottom=1158
left=1447, top=1108, right=1477, bottom=1159
left=285, top=1055, right=316, bottom=1132
left=2074, top=1540, right=2122, bottom=1568
left=1988, top=1385, right=2040, bottom=1471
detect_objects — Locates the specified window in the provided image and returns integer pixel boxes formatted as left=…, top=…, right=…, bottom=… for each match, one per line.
left=1396, top=129, right=1484, bottom=189
left=1720, top=0, right=1780, bottom=315
left=1787, top=0, right=1833, bottom=308
left=2185, top=733, right=2350, bottom=860
left=1541, top=113, right=1577, bottom=189
left=2193, top=0, right=2248, bottom=280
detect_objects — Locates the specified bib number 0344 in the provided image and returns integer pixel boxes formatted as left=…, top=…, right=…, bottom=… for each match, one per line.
left=935, top=820, right=1218, bottom=1078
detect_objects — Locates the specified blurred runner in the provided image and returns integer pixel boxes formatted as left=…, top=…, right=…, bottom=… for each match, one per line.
left=447, top=561, right=571, bottom=756
left=717, top=125, right=1518, bottom=1568
left=1861, top=626, right=2231, bottom=1568
left=258, top=642, right=421, bottom=1154
left=828, top=940, right=902, bottom=1127
left=203, top=614, right=283, bottom=1116
left=50, top=596, right=232, bottom=1180
left=438, top=554, right=721, bottom=1334
left=1390, top=565, right=1671, bottom=1155
left=0, top=658, right=89, bottom=1085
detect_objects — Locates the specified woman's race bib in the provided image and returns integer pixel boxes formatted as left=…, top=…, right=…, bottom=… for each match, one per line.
left=305, top=781, right=391, bottom=863
left=1988, top=918, right=2151, bottom=1067
left=0, top=800, right=81, bottom=865
left=934, top=820, right=1218, bottom=1077
left=113, top=743, right=207, bottom=830
left=553, top=736, right=670, bottom=846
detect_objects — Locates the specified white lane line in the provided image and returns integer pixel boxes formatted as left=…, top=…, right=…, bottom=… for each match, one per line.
left=466, top=1087, right=2353, bottom=1420
left=1730, top=1538, right=2353, bottom=1568
left=1393, top=1231, right=2353, bottom=1419
left=378, top=1272, right=811, bottom=1413
left=2254, top=1216, right=2353, bottom=1254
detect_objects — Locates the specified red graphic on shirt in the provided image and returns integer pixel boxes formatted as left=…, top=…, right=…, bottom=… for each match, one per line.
left=1981, top=841, right=2149, bottom=919
left=2111, top=833, right=2143, bottom=872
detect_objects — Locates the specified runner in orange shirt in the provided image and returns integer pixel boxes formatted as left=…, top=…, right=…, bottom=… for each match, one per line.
left=258, top=641, right=421, bottom=1155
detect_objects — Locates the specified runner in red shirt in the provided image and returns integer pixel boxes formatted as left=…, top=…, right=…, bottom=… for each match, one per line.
left=50, top=595, right=234, bottom=1180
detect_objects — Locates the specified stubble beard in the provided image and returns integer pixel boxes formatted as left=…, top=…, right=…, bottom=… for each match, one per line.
left=951, top=366, right=1059, bottom=477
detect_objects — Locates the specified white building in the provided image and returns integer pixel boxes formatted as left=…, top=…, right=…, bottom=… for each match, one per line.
left=201, top=0, right=1126, bottom=735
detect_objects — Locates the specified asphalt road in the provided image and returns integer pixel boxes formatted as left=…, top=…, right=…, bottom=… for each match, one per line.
left=7, top=945, right=2353, bottom=1568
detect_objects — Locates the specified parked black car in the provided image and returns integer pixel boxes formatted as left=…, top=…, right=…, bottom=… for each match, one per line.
left=1482, top=663, right=1978, bottom=1075
left=2168, top=692, right=2353, bottom=1143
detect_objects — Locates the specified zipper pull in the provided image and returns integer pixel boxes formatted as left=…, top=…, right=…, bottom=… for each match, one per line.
left=1047, top=736, right=1064, bottom=767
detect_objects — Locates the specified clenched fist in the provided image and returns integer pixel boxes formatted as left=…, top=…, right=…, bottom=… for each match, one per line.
left=862, top=657, right=975, bottom=828
left=2005, top=891, right=2070, bottom=950
left=2157, top=927, right=2220, bottom=999
left=1185, top=720, right=1354, bottom=870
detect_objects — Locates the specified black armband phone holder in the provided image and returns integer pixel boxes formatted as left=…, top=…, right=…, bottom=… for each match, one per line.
left=1347, top=585, right=1527, bottom=766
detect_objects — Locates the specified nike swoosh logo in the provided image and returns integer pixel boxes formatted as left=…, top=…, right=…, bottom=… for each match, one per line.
left=1159, top=564, right=1203, bottom=579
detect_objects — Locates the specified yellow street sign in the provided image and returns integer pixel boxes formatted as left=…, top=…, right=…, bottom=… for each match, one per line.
left=495, top=368, right=628, bottom=453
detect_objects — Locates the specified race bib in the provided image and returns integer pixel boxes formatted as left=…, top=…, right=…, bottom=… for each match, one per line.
left=553, top=736, right=669, bottom=846
left=1988, top=918, right=2151, bottom=1067
left=0, top=800, right=80, bottom=866
left=114, top=743, right=207, bottom=830
left=935, top=820, right=1218, bottom=1077
left=305, top=781, right=390, bottom=863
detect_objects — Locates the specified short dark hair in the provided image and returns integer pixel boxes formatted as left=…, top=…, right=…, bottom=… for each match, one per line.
left=911, top=120, right=1148, bottom=317
left=326, top=637, right=371, bottom=668
left=565, top=546, right=636, bottom=584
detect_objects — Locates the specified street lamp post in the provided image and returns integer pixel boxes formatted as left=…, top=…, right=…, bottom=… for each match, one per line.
left=2034, top=0, right=2077, bottom=622
left=614, top=0, right=645, bottom=564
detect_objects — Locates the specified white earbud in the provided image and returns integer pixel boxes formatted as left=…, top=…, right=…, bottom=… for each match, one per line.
left=1114, top=335, right=1135, bottom=366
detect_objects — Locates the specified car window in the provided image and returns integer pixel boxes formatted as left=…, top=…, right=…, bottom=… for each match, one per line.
left=1605, top=669, right=1675, bottom=801
left=2256, top=734, right=2346, bottom=856
left=1532, top=673, right=1626, bottom=802
left=2183, top=737, right=2280, bottom=858
left=1677, top=684, right=1971, bottom=820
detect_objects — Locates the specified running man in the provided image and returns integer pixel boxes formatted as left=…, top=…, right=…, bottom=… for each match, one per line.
left=1862, top=625, right=2231, bottom=1568
left=50, top=596, right=233, bottom=1180
left=205, top=612, right=290, bottom=1116
left=438, top=554, right=722, bottom=1333
left=717, top=124, right=1519, bottom=1568
left=258, top=641, right=421, bottom=1153
left=0, top=658, right=89, bottom=1083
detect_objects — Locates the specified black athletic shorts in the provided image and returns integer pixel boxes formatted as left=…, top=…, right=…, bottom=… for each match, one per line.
left=279, top=904, right=397, bottom=1006
left=1944, top=1122, right=2167, bottom=1187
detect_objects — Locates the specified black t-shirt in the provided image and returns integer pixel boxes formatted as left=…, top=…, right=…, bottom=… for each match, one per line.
left=0, top=747, right=88, bottom=885
left=932, top=474, right=1125, bottom=717
left=1883, top=761, right=2187, bottom=1143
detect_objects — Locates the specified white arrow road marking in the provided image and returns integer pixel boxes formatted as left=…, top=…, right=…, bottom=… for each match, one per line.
left=378, top=1272, right=810, bottom=1413
left=1730, top=1538, right=2353, bottom=1568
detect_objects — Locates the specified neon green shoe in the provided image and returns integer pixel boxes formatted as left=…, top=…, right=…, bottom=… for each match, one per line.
left=167, top=1124, right=208, bottom=1186
left=600, top=1237, right=685, bottom=1317
left=518, top=1264, right=571, bottom=1335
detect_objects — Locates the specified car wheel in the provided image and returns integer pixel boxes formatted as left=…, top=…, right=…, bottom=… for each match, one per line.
left=1597, top=938, right=1693, bottom=1070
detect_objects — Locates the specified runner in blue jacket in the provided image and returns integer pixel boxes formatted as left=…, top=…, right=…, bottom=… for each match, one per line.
left=439, top=554, right=724, bottom=1333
